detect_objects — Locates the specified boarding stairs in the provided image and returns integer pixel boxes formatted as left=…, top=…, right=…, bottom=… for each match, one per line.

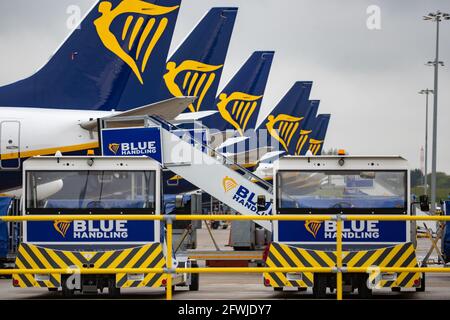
left=100, top=115, right=273, bottom=231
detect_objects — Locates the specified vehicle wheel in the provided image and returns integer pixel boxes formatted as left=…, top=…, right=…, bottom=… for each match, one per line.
left=298, top=287, right=307, bottom=292
left=62, top=282, right=75, bottom=298
left=313, top=274, right=327, bottom=299
left=358, top=276, right=372, bottom=298
left=211, top=221, right=220, bottom=230
left=48, top=287, right=58, bottom=292
left=391, top=287, right=401, bottom=292
left=108, top=279, right=121, bottom=297
left=233, top=246, right=252, bottom=251
left=416, top=273, right=426, bottom=292
left=273, top=287, right=283, bottom=291
left=165, top=285, right=176, bottom=294
left=189, top=262, right=199, bottom=291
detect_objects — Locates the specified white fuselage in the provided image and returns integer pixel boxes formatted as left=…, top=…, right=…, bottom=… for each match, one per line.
left=0, top=107, right=116, bottom=193
left=0, top=107, right=115, bottom=158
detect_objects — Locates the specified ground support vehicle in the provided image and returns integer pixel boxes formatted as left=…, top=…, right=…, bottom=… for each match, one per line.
left=13, top=156, right=198, bottom=295
left=263, top=156, right=423, bottom=297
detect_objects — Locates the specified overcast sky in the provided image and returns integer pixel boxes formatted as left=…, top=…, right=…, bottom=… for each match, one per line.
left=1, top=0, right=450, bottom=173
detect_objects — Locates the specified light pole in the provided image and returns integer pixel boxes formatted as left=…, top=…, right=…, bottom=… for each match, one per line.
left=418, top=89, right=433, bottom=196
left=423, top=11, right=450, bottom=213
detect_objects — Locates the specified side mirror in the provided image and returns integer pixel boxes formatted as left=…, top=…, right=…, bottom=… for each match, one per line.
left=257, top=195, right=266, bottom=211
left=419, top=195, right=430, bottom=212
left=175, top=195, right=184, bottom=209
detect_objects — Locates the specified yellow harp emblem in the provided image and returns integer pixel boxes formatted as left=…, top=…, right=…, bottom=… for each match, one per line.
left=265, top=114, right=304, bottom=152
left=304, top=220, right=322, bottom=238
left=108, top=143, right=120, bottom=154
left=217, top=92, right=263, bottom=136
left=54, top=220, right=72, bottom=238
left=308, top=139, right=324, bottom=155
left=94, top=0, right=179, bottom=84
left=294, top=130, right=313, bottom=155
left=222, top=176, right=238, bottom=193
left=164, top=60, right=223, bottom=113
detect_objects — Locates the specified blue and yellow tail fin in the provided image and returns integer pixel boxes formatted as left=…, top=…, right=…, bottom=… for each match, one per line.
left=0, top=0, right=181, bottom=111
left=259, top=81, right=313, bottom=130
left=306, top=114, right=331, bottom=155
left=159, top=7, right=238, bottom=113
left=203, top=51, right=274, bottom=134
left=289, top=100, right=320, bottom=155
left=260, top=82, right=314, bottom=154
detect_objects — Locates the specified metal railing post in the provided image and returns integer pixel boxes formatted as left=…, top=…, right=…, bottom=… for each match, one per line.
left=166, top=218, right=173, bottom=301
left=336, top=216, right=343, bottom=301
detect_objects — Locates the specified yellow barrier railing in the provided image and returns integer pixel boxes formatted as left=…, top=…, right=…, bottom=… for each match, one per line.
left=1, top=213, right=450, bottom=300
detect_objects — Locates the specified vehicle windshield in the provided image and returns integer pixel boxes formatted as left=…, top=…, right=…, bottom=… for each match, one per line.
left=277, top=170, right=406, bottom=212
left=26, top=170, right=156, bottom=212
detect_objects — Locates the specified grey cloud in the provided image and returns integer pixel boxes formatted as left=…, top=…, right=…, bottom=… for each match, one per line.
left=0, top=0, right=449, bottom=172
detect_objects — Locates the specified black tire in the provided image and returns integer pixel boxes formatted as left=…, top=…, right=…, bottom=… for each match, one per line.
left=211, top=221, right=220, bottom=230
left=189, top=262, right=199, bottom=291
left=358, top=276, right=372, bottom=299
left=165, top=285, right=176, bottom=294
left=416, top=273, right=426, bottom=292
left=273, top=287, right=283, bottom=291
left=233, top=246, right=253, bottom=251
left=391, top=287, right=401, bottom=292
left=62, top=283, right=75, bottom=298
left=298, top=287, right=307, bottom=292
left=108, top=279, right=121, bottom=297
left=48, top=288, right=58, bottom=292
left=313, top=274, right=327, bottom=299
left=61, top=276, right=75, bottom=297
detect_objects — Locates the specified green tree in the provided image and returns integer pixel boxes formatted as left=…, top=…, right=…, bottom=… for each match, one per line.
left=410, top=169, right=424, bottom=188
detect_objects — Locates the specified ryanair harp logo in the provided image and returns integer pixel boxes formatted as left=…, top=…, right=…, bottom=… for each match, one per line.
left=266, top=114, right=303, bottom=152
left=223, top=176, right=238, bottom=193
left=94, top=0, right=179, bottom=85
left=164, top=60, right=223, bottom=112
left=217, top=92, right=263, bottom=136
left=304, top=220, right=322, bottom=238
left=294, top=130, right=312, bottom=155
left=108, top=143, right=120, bottom=154
left=54, top=220, right=72, bottom=238
left=308, top=139, right=324, bottom=155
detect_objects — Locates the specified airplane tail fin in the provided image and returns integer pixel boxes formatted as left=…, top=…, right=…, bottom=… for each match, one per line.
left=203, top=51, right=274, bottom=134
left=159, top=7, right=238, bottom=113
left=285, top=99, right=320, bottom=156
left=289, top=81, right=313, bottom=117
left=259, top=81, right=312, bottom=130
left=303, top=100, right=320, bottom=127
left=0, top=0, right=181, bottom=111
left=307, top=114, right=331, bottom=155
left=259, top=82, right=313, bottom=154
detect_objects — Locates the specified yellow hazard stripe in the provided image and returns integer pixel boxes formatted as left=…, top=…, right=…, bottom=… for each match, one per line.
left=14, top=243, right=164, bottom=288
left=115, top=246, right=153, bottom=286
left=266, top=242, right=421, bottom=289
